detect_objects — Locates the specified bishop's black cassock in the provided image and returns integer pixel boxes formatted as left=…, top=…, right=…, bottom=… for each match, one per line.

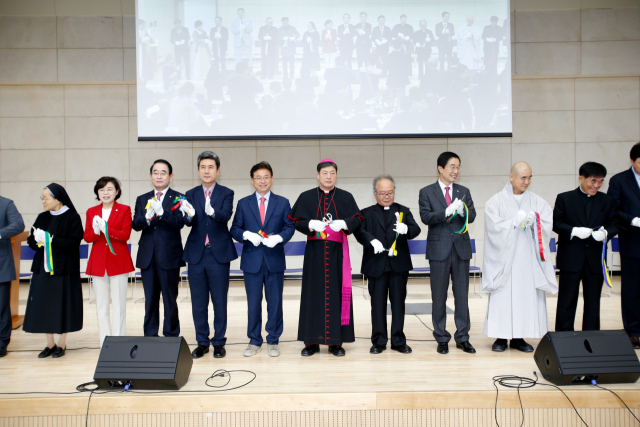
left=288, top=187, right=363, bottom=345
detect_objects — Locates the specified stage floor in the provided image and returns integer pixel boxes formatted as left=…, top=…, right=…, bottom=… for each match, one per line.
left=1, top=277, right=639, bottom=424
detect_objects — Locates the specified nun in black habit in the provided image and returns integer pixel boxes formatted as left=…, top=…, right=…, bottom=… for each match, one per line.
left=23, top=183, right=84, bottom=358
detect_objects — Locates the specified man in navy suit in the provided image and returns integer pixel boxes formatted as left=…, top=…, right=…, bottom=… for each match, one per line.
left=608, top=143, right=640, bottom=348
left=132, top=160, right=187, bottom=339
left=183, top=151, right=238, bottom=359
left=230, top=161, right=295, bottom=357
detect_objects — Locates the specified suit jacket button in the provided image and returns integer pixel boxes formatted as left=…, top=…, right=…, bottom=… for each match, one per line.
left=206, top=223, right=209, bottom=226
left=151, top=240, right=154, bottom=243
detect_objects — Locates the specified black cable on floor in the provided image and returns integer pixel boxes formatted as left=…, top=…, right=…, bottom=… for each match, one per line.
left=591, top=382, right=640, bottom=424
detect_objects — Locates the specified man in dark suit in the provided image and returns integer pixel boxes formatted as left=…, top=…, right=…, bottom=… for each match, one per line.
left=435, top=11, right=455, bottom=71
left=482, top=16, right=503, bottom=76
left=371, top=15, right=391, bottom=76
left=337, top=13, right=356, bottom=69
left=0, top=195, right=24, bottom=358
left=608, top=143, right=640, bottom=348
left=210, top=16, right=229, bottom=73
left=419, top=151, right=477, bottom=355
left=170, top=19, right=191, bottom=80
left=132, top=160, right=187, bottom=339
left=414, top=20, right=434, bottom=78
left=355, top=175, right=421, bottom=354
left=553, top=162, right=618, bottom=332
left=230, top=162, right=295, bottom=357
left=183, top=151, right=238, bottom=359
left=258, top=17, right=279, bottom=79
left=278, top=17, right=300, bottom=80
left=354, top=12, right=372, bottom=69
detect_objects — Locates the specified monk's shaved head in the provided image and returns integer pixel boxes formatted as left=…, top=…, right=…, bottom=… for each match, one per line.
left=511, top=161, right=532, bottom=176
left=510, top=161, right=533, bottom=195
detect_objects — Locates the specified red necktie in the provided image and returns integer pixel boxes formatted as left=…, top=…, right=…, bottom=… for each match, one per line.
left=260, top=197, right=266, bottom=226
left=156, top=191, right=163, bottom=201
left=445, top=187, right=452, bottom=206
left=205, top=189, right=210, bottom=246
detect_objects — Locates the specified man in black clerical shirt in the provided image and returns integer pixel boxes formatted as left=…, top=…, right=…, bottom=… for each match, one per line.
left=355, top=175, right=421, bottom=354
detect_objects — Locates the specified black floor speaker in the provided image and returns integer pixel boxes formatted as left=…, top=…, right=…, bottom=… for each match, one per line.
left=534, top=330, right=640, bottom=386
left=94, top=336, right=193, bottom=390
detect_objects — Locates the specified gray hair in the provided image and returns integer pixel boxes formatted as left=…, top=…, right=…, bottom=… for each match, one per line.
left=196, top=151, right=220, bottom=169
left=372, top=174, right=396, bottom=193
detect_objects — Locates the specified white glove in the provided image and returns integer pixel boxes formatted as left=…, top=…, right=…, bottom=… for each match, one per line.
left=307, top=37, right=311, bottom=43
left=370, top=239, right=385, bottom=254
left=179, top=200, right=195, bottom=217
left=204, top=197, right=215, bottom=216
left=215, top=33, right=221, bottom=39
left=92, top=215, right=101, bottom=235
left=343, top=29, right=349, bottom=34
left=263, top=234, right=283, bottom=248
left=145, top=207, right=155, bottom=220
left=375, top=39, right=381, bottom=45
left=329, top=220, right=347, bottom=232
left=443, top=29, right=449, bottom=34
left=174, top=41, right=180, bottom=46
left=394, top=221, right=408, bottom=235
left=97, top=217, right=106, bottom=234
left=243, top=231, right=262, bottom=247
left=415, top=42, right=421, bottom=47
left=404, top=36, right=410, bottom=41
left=571, top=227, right=592, bottom=240
left=33, top=228, right=46, bottom=245
left=309, top=220, right=327, bottom=232
left=445, top=204, right=456, bottom=217
left=381, top=38, right=387, bottom=43
left=591, top=228, right=607, bottom=242
left=151, top=199, right=164, bottom=217
left=241, top=24, right=246, bottom=30
left=452, top=199, right=465, bottom=217
left=358, top=29, right=365, bottom=35
left=398, top=33, right=404, bottom=38
left=264, top=35, right=271, bottom=40
left=524, top=211, right=536, bottom=228
left=426, top=35, right=431, bottom=41
left=512, top=210, right=527, bottom=228
left=632, top=217, right=640, bottom=227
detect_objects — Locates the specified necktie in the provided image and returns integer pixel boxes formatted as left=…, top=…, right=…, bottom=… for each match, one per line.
left=205, top=189, right=211, bottom=246
left=260, top=197, right=266, bottom=226
left=445, top=187, right=452, bottom=206
left=156, top=191, right=163, bottom=202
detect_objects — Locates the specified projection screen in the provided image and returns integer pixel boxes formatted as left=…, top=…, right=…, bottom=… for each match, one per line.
left=135, top=0, right=512, bottom=140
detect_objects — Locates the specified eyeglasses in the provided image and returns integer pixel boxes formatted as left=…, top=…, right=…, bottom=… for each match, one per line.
left=152, top=172, right=169, bottom=177
left=40, top=196, right=53, bottom=202
left=376, top=191, right=394, bottom=197
left=252, top=176, right=272, bottom=181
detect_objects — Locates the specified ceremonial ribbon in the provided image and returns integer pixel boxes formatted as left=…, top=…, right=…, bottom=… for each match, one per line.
left=171, top=196, right=194, bottom=218
left=601, top=230, right=613, bottom=289
left=389, top=212, right=403, bottom=257
left=447, top=202, right=469, bottom=234
left=534, top=212, right=546, bottom=262
left=258, top=230, right=269, bottom=239
left=103, top=222, right=117, bottom=256
left=38, top=232, right=54, bottom=275
left=144, top=197, right=157, bottom=209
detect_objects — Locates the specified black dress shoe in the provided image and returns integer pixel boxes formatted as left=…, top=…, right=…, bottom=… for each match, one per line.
left=456, top=341, right=476, bottom=354
left=0, top=348, right=7, bottom=358
left=38, top=345, right=57, bottom=358
left=213, top=345, right=226, bottom=358
left=52, top=346, right=66, bottom=358
left=437, top=342, right=449, bottom=354
left=510, top=339, right=534, bottom=353
left=328, top=345, right=345, bottom=356
left=370, top=345, right=386, bottom=354
left=492, top=339, right=507, bottom=352
left=391, top=344, right=412, bottom=354
left=301, top=344, right=320, bottom=357
left=191, top=345, right=209, bottom=359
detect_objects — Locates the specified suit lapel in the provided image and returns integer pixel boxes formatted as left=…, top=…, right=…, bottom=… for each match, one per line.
left=161, top=188, right=174, bottom=213
left=208, top=183, right=222, bottom=208
left=627, top=169, right=640, bottom=200
left=263, top=193, right=278, bottom=227
left=248, top=192, right=262, bottom=225
left=372, top=205, right=385, bottom=230
left=107, top=201, right=119, bottom=227
left=589, top=192, right=605, bottom=226
left=195, top=186, right=206, bottom=215
left=571, top=189, right=587, bottom=225
left=432, top=181, right=448, bottom=209
left=386, top=204, right=398, bottom=227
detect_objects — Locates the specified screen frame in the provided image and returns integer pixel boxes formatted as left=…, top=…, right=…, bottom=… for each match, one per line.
left=139, top=132, right=512, bottom=141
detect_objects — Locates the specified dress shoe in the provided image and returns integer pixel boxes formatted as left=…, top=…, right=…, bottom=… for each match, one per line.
left=328, top=345, right=345, bottom=356
left=191, top=345, right=209, bottom=359
left=52, top=346, right=66, bottom=358
left=0, top=348, right=7, bottom=358
left=510, top=339, right=534, bottom=353
left=630, top=336, right=640, bottom=350
left=243, top=344, right=261, bottom=357
left=301, top=344, right=320, bottom=357
left=38, top=345, right=57, bottom=358
left=492, top=339, right=507, bottom=352
left=436, top=342, right=449, bottom=354
left=391, top=344, right=412, bottom=354
left=456, top=341, right=476, bottom=354
left=370, top=345, right=386, bottom=354
left=213, top=345, right=226, bottom=358
left=267, top=344, right=280, bottom=357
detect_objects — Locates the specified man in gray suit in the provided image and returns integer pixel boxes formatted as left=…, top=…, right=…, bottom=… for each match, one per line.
left=0, top=196, right=25, bottom=357
left=419, top=152, right=476, bottom=355
left=231, top=8, right=254, bottom=68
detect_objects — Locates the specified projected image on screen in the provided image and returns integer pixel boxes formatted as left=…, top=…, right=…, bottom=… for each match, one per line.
left=135, top=0, right=512, bottom=139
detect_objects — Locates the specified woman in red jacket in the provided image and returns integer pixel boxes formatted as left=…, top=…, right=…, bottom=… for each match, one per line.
left=83, top=177, right=135, bottom=346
